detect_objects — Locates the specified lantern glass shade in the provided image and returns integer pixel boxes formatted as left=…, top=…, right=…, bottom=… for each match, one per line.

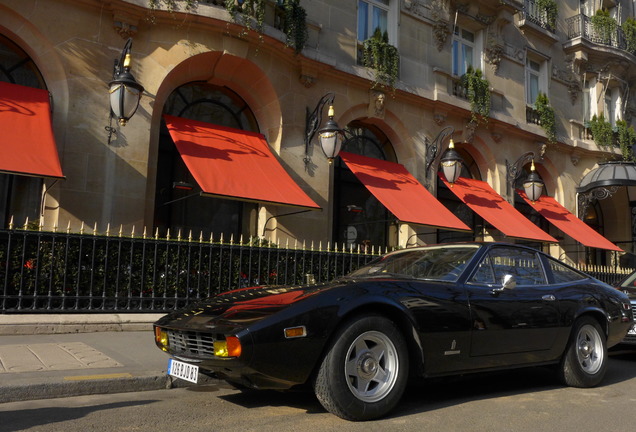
left=523, top=172, right=544, bottom=202
left=441, top=159, right=462, bottom=184
left=440, top=144, right=463, bottom=184
left=318, top=117, right=342, bottom=163
left=109, top=72, right=144, bottom=126
left=319, top=130, right=342, bottom=162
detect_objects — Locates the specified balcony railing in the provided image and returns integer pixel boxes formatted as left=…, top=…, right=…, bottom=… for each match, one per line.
left=566, top=14, right=631, bottom=53
left=519, top=0, right=556, bottom=33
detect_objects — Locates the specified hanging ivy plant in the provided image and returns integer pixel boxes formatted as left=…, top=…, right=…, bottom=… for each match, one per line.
left=461, top=66, right=490, bottom=124
left=363, top=28, right=400, bottom=90
left=149, top=0, right=198, bottom=12
left=589, top=113, right=614, bottom=151
left=623, top=17, right=636, bottom=54
left=225, top=0, right=266, bottom=33
left=534, top=92, right=557, bottom=144
left=616, top=120, right=636, bottom=161
left=535, top=0, right=558, bottom=30
left=280, top=0, right=308, bottom=54
left=590, top=9, right=616, bottom=44
left=147, top=1, right=308, bottom=53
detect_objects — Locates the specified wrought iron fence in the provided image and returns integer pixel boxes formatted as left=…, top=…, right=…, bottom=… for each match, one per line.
left=0, top=228, right=380, bottom=313
left=1, top=227, right=631, bottom=314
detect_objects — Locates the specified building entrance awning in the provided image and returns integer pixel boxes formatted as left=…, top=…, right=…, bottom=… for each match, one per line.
left=339, top=151, right=470, bottom=231
left=517, top=191, right=621, bottom=251
left=577, top=161, right=636, bottom=193
left=440, top=175, right=557, bottom=243
left=163, top=115, right=319, bottom=209
left=0, top=81, right=64, bottom=179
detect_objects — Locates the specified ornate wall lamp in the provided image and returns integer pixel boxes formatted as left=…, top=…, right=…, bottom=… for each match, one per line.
left=305, top=93, right=345, bottom=165
left=506, top=151, right=544, bottom=203
left=107, top=37, right=144, bottom=144
left=425, top=126, right=464, bottom=186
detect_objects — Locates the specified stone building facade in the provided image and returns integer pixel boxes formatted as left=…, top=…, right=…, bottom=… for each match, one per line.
left=1, top=0, right=635, bottom=266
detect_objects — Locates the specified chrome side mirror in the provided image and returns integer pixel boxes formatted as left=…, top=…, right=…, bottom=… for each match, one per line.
left=502, top=274, right=516, bottom=290
left=492, top=274, right=516, bottom=294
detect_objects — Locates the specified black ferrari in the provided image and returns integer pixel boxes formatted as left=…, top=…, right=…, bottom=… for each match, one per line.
left=154, top=242, right=633, bottom=420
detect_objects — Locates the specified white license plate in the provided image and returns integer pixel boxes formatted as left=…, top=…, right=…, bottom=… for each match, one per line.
left=168, top=359, right=199, bottom=383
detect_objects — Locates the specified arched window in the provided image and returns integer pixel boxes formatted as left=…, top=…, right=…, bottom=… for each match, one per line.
left=154, top=83, right=259, bottom=239
left=436, top=148, right=480, bottom=243
left=0, top=34, right=47, bottom=228
left=333, top=121, right=396, bottom=249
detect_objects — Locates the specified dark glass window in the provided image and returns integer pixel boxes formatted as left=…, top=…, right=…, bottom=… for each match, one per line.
left=333, top=122, right=395, bottom=249
left=154, top=83, right=259, bottom=239
left=436, top=147, right=479, bottom=243
left=0, top=34, right=46, bottom=228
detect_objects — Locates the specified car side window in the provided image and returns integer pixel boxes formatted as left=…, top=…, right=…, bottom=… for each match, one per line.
left=547, top=258, right=586, bottom=283
left=470, top=255, right=495, bottom=284
left=471, top=247, right=546, bottom=286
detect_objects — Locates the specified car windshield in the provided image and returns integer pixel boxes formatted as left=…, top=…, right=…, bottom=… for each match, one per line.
left=619, top=271, right=636, bottom=288
left=347, top=245, right=481, bottom=282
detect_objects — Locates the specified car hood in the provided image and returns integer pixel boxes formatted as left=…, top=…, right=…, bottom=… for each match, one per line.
left=155, top=282, right=336, bottom=332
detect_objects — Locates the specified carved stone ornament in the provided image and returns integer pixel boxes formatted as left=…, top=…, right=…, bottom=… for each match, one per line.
left=369, top=90, right=386, bottom=119
left=485, top=41, right=503, bottom=74
left=464, top=121, right=477, bottom=143
left=402, top=0, right=428, bottom=18
left=434, top=21, right=451, bottom=51
left=434, top=112, right=447, bottom=125
left=298, top=59, right=318, bottom=88
left=430, top=0, right=452, bottom=51
left=567, top=79, right=581, bottom=105
left=112, top=11, right=139, bottom=39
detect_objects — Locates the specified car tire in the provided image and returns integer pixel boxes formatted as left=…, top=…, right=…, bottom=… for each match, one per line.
left=313, top=314, right=409, bottom=421
left=559, top=316, right=607, bottom=388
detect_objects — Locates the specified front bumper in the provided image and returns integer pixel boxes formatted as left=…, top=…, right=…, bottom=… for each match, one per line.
left=623, top=301, right=636, bottom=345
left=156, top=326, right=306, bottom=390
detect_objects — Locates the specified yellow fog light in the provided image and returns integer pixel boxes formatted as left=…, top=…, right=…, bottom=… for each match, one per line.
left=214, top=336, right=242, bottom=358
left=214, top=340, right=228, bottom=357
left=154, top=327, right=169, bottom=352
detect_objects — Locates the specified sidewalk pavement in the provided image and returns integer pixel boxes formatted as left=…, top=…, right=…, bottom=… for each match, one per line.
left=0, top=314, right=214, bottom=404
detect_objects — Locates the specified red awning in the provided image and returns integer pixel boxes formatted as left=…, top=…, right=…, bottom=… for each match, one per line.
left=440, top=175, right=557, bottom=243
left=0, top=81, right=64, bottom=178
left=163, top=115, right=319, bottom=209
left=339, top=151, right=470, bottom=231
left=518, top=191, right=622, bottom=251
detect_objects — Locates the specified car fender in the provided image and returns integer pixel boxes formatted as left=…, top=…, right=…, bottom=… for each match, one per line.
left=312, top=285, right=427, bottom=377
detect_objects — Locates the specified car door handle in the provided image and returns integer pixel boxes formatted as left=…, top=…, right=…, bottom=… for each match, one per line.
left=542, top=295, right=556, bottom=301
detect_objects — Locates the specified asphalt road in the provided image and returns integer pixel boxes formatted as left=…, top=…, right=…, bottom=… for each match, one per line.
left=2, top=349, right=635, bottom=432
